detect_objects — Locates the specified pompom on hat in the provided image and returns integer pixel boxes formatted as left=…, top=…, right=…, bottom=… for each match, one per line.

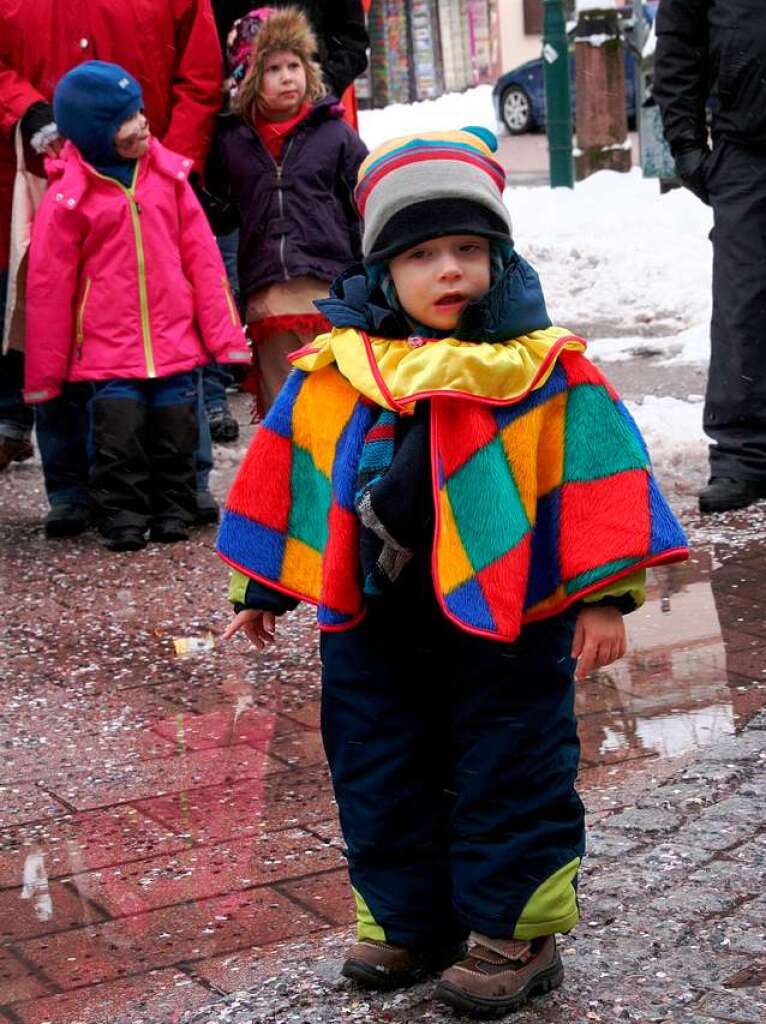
left=355, top=126, right=512, bottom=264
left=226, top=7, right=276, bottom=83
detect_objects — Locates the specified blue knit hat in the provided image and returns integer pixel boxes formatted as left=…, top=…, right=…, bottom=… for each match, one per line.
left=53, top=61, right=143, bottom=167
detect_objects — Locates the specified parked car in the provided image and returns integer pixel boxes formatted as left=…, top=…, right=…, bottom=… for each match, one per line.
left=492, top=3, right=658, bottom=135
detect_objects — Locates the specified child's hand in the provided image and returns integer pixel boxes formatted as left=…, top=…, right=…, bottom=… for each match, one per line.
left=571, top=605, right=626, bottom=680
left=222, top=609, right=276, bottom=650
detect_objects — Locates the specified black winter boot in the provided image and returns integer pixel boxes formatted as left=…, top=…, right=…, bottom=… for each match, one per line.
left=45, top=503, right=90, bottom=538
left=150, top=519, right=190, bottom=543
left=103, top=526, right=147, bottom=552
left=698, top=477, right=766, bottom=513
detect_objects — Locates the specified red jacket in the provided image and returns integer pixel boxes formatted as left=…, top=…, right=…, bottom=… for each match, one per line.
left=0, top=0, right=223, bottom=270
left=24, top=139, right=249, bottom=403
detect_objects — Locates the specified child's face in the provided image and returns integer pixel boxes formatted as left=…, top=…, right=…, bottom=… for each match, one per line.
left=259, top=49, right=307, bottom=119
left=115, top=111, right=150, bottom=160
left=388, top=235, right=491, bottom=332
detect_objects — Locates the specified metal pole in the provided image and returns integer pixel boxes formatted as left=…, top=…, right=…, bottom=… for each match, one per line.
left=542, top=0, right=574, bottom=188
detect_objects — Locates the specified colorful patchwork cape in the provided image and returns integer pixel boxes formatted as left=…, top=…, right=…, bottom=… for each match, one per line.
left=217, top=327, right=688, bottom=642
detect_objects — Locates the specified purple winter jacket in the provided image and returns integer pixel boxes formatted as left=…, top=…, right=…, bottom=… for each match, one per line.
left=207, top=96, right=368, bottom=300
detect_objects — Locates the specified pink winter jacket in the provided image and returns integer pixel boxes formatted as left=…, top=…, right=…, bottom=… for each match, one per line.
left=23, top=138, right=250, bottom=403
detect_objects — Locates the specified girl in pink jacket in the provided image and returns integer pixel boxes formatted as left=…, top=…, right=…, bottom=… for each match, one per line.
left=24, top=62, right=249, bottom=551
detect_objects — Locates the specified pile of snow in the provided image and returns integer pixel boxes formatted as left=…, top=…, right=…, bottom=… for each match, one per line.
left=358, top=85, right=498, bottom=152
left=509, top=169, right=713, bottom=366
left=625, top=394, right=706, bottom=468
left=577, top=0, right=617, bottom=9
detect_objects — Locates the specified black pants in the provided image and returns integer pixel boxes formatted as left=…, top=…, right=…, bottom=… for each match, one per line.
left=90, top=373, right=198, bottom=532
left=320, top=592, right=584, bottom=949
left=706, top=141, right=766, bottom=478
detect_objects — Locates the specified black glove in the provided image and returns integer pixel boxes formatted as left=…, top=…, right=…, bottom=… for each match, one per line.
left=19, top=101, right=55, bottom=148
left=674, top=147, right=711, bottom=205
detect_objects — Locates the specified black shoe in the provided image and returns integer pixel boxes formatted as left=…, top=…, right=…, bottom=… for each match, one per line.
left=0, top=435, right=34, bottom=471
left=103, top=527, right=146, bottom=552
left=45, top=503, right=90, bottom=538
left=195, top=490, right=220, bottom=525
left=150, top=519, right=190, bottom=543
left=698, top=477, right=766, bottom=514
left=208, top=407, right=239, bottom=443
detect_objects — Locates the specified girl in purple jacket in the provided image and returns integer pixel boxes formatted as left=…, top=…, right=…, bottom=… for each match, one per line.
left=206, top=6, right=368, bottom=416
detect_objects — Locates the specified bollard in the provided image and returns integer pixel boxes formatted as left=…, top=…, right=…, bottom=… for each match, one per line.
left=573, top=0, right=631, bottom=180
left=543, top=0, right=574, bottom=189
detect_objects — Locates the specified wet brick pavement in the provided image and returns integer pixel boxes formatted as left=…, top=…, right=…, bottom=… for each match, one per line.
left=179, top=711, right=766, bottom=1024
left=1, top=392, right=765, bottom=1024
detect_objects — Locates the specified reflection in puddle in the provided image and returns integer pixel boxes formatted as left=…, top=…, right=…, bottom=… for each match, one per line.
left=21, top=848, right=52, bottom=921
left=600, top=703, right=734, bottom=759
left=577, top=548, right=765, bottom=765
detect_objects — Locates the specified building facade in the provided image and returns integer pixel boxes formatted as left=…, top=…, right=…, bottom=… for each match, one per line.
left=361, top=0, right=511, bottom=107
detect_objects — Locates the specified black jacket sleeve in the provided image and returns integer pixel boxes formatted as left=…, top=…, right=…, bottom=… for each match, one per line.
left=337, top=126, right=368, bottom=259
left=653, top=0, right=711, bottom=156
left=319, top=0, right=369, bottom=97
left=200, top=119, right=241, bottom=234
left=234, top=578, right=300, bottom=615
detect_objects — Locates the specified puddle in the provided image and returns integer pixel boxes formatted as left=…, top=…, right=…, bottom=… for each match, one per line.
left=577, top=546, right=766, bottom=767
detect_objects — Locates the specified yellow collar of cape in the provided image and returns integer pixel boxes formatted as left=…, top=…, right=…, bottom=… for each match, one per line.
left=290, top=326, right=586, bottom=412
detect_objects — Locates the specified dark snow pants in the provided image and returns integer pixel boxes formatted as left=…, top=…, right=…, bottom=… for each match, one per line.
left=90, top=372, right=198, bottom=532
left=705, top=141, right=766, bottom=478
left=320, top=599, right=585, bottom=949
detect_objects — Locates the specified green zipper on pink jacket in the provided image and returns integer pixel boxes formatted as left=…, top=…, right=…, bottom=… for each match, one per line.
left=93, top=162, right=156, bottom=378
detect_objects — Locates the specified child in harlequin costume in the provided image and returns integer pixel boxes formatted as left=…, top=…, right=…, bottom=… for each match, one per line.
left=217, top=128, right=688, bottom=1016
left=205, top=7, right=368, bottom=417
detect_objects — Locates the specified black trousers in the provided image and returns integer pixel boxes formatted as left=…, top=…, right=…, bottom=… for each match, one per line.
left=90, top=373, right=198, bottom=532
left=706, top=141, right=766, bottom=478
left=320, top=592, right=585, bottom=949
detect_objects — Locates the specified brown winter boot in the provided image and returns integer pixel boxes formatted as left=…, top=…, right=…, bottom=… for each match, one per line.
left=433, top=933, right=562, bottom=1016
left=342, top=938, right=467, bottom=991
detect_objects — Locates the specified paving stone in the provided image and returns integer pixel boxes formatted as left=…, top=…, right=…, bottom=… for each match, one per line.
left=687, top=859, right=764, bottom=898
left=677, top=763, right=749, bottom=787
left=677, top=814, right=759, bottom=852
left=16, top=887, right=327, bottom=989
left=647, top=885, right=744, bottom=922
left=696, top=989, right=766, bottom=1024
left=715, top=922, right=766, bottom=956
left=9, top=968, right=213, bottom=1024
left=70, top=830, right=343, bottom=917
left=601, top=806, right=684, bottom=834
left=277, top=869, right=355, bottom=927
left=0, top=879, right=104, bottom=942
left=44, top=745, right=287, bottom=812
left=135, top=767, right=338, bottom=845
left=585, top=832, right=645, bottom=860
left=0, top=946, right=55, bottom=1005
left=0, top=783, right=69, bottom=830
left=627, top=841, right=713, bottom=874
left=0, top=807, right=195, bottom=911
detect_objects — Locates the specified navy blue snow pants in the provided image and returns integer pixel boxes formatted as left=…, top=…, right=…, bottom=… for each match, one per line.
left=320, top=597, right=585, bottom=949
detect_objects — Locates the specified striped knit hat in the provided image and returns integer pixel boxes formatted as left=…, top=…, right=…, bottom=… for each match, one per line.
left=355, top=126, right=512, bottom=263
